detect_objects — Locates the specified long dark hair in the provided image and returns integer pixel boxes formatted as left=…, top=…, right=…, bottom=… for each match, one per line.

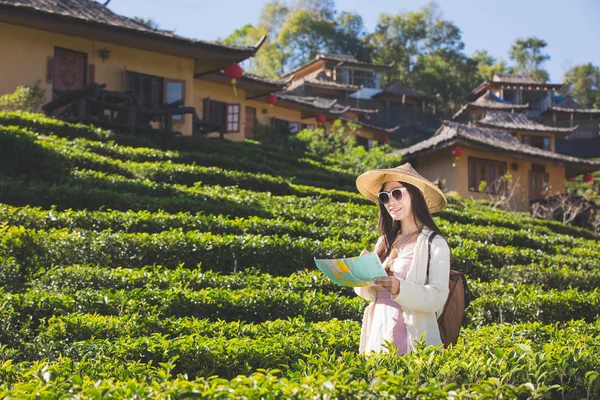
left=376, top=181, right=443, bottom=262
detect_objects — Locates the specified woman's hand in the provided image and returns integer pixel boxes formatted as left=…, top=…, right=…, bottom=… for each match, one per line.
left=360, top=249, right=370, bottom=256
left=374, top=276, right=400, bottom=296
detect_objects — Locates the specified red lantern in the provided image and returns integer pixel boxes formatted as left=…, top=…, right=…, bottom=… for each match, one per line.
left=383, top=136, right=390, bottom=143
left=266, top=93, right=277, bottom=106
left=567, top=176, right=576, bottom=182
left=584, top=173, right=594, bottom=184
left=223, top=63, right=244, bottom=95
left=316, top=114, right=326, bottom=124
left=451, top=146, right=464, bottom=158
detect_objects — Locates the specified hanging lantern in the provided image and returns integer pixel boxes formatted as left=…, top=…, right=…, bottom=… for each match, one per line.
left=223, top=63, right=244, bottom=96
left=451, top=146, right=463, bottom=168
left=567, top=176, right=576, bottom=182
left=584, top=173, right=594, bottom=184
left=451, top=146, right=464, bottom=158
left=265, top=93, right=277, bottom=107
left=316, top=114, right=326, bottom=124
left=383, top=136, right=390, bottom=144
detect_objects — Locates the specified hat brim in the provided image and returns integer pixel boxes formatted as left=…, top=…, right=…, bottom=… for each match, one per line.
left=356, top=168, right=447, bottom=213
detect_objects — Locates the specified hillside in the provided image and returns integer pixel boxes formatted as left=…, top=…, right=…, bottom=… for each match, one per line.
left=0, top=112, right=599, bottom=398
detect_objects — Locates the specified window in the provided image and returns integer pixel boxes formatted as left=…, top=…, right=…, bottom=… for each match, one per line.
left=501, top=89, right=519, bottom=104
left=226, top=104, right=240, bottom=132
left=127, top=71, right=164, bottom=109
left=353, top=69, right=378, bottom=88
left=272, top=118, right=300, bottom=135
left=301, top=123, right=316, bottom=131
left=338, top=68, right=379, bottom=88
left=164, top=79, right=185, bottom=121
left=203, top=99, right=226, bottom=126
left=522, top=91, right=545, bottom=111
left=522, top=135, right=551, bottom=151
left=468, top=157, right=507, bottom=193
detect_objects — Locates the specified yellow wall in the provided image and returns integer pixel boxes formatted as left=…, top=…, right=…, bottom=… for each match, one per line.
left=414, top=146, right=566, bottom=211
left=412, top=149, right=458, bottom=193
left=0, top=21, right=195, bottom=134
left=455, top=147, right=565, bottom=211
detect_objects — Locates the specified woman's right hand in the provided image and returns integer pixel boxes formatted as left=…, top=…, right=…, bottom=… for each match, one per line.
left=360, top=249, right=370, bottom=256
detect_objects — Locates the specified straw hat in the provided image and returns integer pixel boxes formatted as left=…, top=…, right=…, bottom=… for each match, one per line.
left=356, top=162, right=447, bottom=213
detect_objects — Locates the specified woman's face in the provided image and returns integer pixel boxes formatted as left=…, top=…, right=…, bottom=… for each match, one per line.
left=381, top=181, right=413, bottom=221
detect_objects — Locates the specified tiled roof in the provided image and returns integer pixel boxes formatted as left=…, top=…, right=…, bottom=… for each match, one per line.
left=293, top=70, right=360, bottom=91
left=477, top=111, right=577, bottom=133
left=452, top=91, right=529, bottom=119
left=241, top=73, right=292, bottom=87
left=274, top=93, right=351, bottom=115
left=375, top=81, right=433, bottom=100
left=548, top=97, right=600, bottom=114
left=492, top=74, right=538, bottom=84
left=472, top=74, right=563, bottom=96
left=338, top=116, right=399, bottom=134
left=393, top=121, right=600, bottom=170
left=1, top=0, right=257, bottom=52
left=283, top=53, right=393, bottom=78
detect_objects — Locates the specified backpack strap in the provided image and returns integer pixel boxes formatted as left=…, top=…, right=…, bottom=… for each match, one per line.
left=426, top=231, right=438, bottom=278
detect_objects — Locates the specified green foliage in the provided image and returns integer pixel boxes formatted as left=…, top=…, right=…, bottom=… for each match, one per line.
left=562, top=62, right=600, bottom=108
left=295, top=121, right=402, bottom=174
left=0, top=112, right=598, bottom=397
left=509, top=36, right=550, bottom=82
left=0, top=81, right=46, bottom=113
left=471, top=49, right=512, bottom=81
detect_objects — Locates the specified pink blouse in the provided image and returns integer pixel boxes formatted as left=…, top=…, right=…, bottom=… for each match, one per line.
left=361, top=241, right=416, bottom=355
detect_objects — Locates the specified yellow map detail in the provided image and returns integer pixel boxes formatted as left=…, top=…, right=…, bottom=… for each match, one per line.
left=336, top=260, right=350, bottom=273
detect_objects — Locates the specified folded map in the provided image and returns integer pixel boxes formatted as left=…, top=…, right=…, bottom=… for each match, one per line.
left=314, top=253, right=387, bottom=287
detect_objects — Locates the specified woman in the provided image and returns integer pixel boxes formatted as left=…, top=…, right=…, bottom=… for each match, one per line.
left=354, top=162, right=450, bottom=355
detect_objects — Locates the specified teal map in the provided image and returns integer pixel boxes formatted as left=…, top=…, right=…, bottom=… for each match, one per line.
left=314, top=253, right=387, bottom=287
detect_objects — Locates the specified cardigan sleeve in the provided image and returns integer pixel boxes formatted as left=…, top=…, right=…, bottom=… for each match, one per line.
left=393, top=235, right=450, bottom=314
left=353, top=235, right=384, bottom=302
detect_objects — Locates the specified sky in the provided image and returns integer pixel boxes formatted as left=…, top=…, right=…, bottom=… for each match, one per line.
left=108, top=0, right=600, bottom=82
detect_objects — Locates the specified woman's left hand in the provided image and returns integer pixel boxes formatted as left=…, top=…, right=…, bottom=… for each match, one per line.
left=373, top=276, right=400, bottom=296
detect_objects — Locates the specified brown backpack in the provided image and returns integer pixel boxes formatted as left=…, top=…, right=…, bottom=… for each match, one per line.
left=427, top=232, right=471, bottom=347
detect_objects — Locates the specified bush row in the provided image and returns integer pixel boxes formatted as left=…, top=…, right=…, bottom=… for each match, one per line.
left=2, top=282, right=598, bottom=348
left=2, top=225, right=598, bottom=286
left=1, top=320, right=598, bottom=398
left=0, top=112, right=358, bottom=189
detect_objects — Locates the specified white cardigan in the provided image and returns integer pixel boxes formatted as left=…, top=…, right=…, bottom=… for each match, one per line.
left=354, top=227, right=450, bottom=352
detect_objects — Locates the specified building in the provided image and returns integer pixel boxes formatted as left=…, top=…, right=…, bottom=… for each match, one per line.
left=539, top=96, right=600, bottom=158
left=468, top=73, right=600, bottom=157
left=392, top=73, right=600, bottom=211
left=0, top=0, right=399, bottom=142
left=394, top=121, right=600, bottom=211
left=0, top=0, right=265, bottom=136
left=470, top=74, right=563, bottom=115
left=282, top=53, right=437, bottom=146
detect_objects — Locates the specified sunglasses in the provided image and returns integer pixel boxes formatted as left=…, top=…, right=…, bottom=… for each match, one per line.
left=378, top=187, right=407, bottom=204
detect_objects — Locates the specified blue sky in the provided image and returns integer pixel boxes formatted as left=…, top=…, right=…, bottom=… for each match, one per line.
left=108, top=0, right=599, bottom=82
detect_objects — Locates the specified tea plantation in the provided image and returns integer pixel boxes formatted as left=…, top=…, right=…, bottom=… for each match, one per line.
left=0, top=112, right=598, bottom=398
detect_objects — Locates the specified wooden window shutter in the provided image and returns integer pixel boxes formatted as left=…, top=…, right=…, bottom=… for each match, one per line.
left=46, top=56, right=54, bottom=84
left=88, top=64, right=95, bottom=83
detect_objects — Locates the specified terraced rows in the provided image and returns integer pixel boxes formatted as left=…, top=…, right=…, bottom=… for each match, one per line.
left=0, top=112, right=598, bottom=398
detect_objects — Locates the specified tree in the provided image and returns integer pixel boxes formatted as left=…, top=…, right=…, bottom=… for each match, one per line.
left=369, top=2, right=477, bottom=113
left=224, top=0, right=370, bottom=76
left=509, top=37, right=550, bottom=82
left=329, top=12, right=373, bottom=62
left=562, top=63, right=600, bottom=109
left=278, top=8, right=337, bottom=67
left=471, top=50, right=512, bottom=82
left=222, top=1, right=289, bottom=78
